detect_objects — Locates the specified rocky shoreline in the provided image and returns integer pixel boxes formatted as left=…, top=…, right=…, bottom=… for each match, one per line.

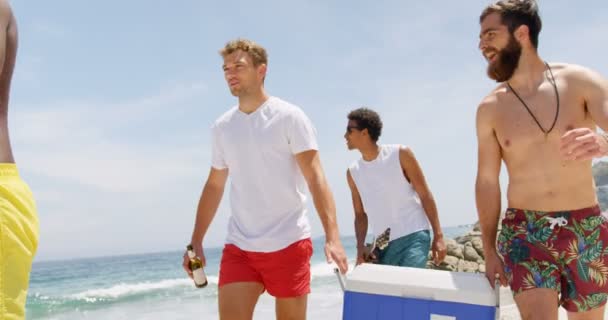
left=427, top=222, right=487, bottom=273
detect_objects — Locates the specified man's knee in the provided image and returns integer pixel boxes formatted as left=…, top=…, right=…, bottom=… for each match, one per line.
left=218, top=282, right=264, bottom=320
left=514, top=289, right=558, bottom=320
left=275, top=295, right=307, bottom=320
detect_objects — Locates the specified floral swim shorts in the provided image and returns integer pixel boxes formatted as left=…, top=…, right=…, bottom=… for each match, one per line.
left=497, top=205, right=608, bottom=312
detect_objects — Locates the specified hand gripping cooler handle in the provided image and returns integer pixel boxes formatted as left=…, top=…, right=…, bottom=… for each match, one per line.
left=495, top=278, right=501, bottom=320
left=334, top=267, right=346, bottom=292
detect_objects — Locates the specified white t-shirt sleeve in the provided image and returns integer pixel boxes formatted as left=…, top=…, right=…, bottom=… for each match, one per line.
left=287, top=108, right=319, bottom=154
left=210, top=124, right=228, bottom=170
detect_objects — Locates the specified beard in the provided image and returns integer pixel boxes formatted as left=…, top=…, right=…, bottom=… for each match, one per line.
left=228, top=83, right=248, bottom=97
left=229, top=87, right=242, bottom=97
left=486, top=34, right=522, bottom=82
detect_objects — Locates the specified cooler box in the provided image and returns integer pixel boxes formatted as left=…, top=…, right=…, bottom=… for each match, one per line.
left=342, top=264, right=498, bottom=320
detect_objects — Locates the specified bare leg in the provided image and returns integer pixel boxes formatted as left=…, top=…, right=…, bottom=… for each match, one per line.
left=568, top=305, right=605, bottom=320
left=275, top=294, right=308, bottom=320
left=514, top=288, right=559, bottom=320
left=218, top=282, right=264, bottom=320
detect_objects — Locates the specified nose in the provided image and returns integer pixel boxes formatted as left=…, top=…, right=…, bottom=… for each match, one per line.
left=225, top=72, right=237, bottom=84
left=478, top=39, right=487, bottom=51
left=224, top=67, right=236, bottom=78
left=344, top=131, right=348, bottom=139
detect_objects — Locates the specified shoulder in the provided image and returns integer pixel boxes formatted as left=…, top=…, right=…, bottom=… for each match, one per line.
left=348, top=158, right=367, bottom=178
left=547, top=62, right=587, bottom=76
left=270, top=97, right=310, bottom=120
left=385, top=144, right=410, bottom=158
left=212, top=106, right=239, bottom=130
left=476, top=88, right=503, bottom=126
left=0, top=0, right=14, bottom=33
left=478, top=86, right=503, bottom=110
left=0, top=0, right=12, bottom=27
left=397, top=145, right=415, bottom=161
left=0, top=1, right=11, bottom=18
left=549, top=62, right=608, bottom=98
left=394, top=144, right=409, bottom=152
left=550, top=62, right=606, bottom=84
left=348, top=159, right=361, bottom=171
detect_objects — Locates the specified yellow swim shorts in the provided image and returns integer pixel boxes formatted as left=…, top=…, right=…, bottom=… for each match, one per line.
left=0, top=164, right=38, bottom=320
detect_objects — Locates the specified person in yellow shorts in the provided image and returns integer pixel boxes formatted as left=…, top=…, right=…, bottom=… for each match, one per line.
left=0, top=1, right=40, bottom=319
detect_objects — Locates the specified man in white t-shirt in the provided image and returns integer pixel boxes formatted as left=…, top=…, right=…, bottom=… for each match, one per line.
left=183, top=38, right=348, bottom=320
left=345, top=108, right=447, bottom=268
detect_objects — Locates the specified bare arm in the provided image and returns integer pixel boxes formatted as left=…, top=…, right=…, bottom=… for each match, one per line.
left=0, top=0, right=12, bottom=77
left=560, top=65, right=608, bottom=160
left=0, top=1, right=16, bottom=113
left=183, top=167, right=228, bottom=275
left=399, top=147, right=442, bottom=236
left=346, top=169, right=367, bottom=251
left=475, top=98, right=507, bottom=287
left=296, top=150, right=340, bottom=242
left=475, top=101, right=502, bottom=251
left=581, top=66, right=608, bottom=130
left=190, top=167, right=228, bottom=246
left=296, top=149, right=348, bottom=273
left=400, top=146, right=446, bottom=264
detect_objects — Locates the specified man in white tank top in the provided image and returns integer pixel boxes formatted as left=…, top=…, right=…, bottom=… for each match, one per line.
left=345, top=108, right=447, bottom=268
left=182, top=39, right=348, bottom=320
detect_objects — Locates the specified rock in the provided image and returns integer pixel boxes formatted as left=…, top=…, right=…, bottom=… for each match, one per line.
left=464, top=243, right=483, bottom=263
left=444, top=255, right=459, bottom=266
left=457, top=260, right=479, bottom=273
left=430, top=255, right=459, bottom=271
left=455, top=231, right=482, bottom=244
left=471, top=237, right=484, bottom=258
left=446, top=239, right=464, bottom=259
left=473, top=222, right=481, bottom=232
left=427, top=222, right=487, bottom=274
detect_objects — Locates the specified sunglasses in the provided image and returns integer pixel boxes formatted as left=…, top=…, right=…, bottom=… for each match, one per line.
left=346, top=125, right=363, bottom=133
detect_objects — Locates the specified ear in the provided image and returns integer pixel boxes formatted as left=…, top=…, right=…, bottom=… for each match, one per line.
left=258, top=64, right=267, bottom=80
left=514, top=24, right=529, bottom=43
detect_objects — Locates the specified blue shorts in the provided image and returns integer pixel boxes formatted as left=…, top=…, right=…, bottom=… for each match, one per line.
left=377, top=230, right=430, bottom=268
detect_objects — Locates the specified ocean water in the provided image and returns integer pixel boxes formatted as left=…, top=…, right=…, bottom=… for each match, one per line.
left=26, top=226, right=472, bottom=320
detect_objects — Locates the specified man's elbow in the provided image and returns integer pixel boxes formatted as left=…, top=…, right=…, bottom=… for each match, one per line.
left=305, top=171, right=325, bottom=190
left=475, top=178, right=499, bottom=193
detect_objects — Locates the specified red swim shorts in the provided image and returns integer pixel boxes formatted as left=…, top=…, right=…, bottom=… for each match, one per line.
left=218, top=238, right=313, bottom=298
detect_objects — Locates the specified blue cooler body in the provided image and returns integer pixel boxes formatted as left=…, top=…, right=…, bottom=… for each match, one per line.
left=342, top=264, right=498, bottom=320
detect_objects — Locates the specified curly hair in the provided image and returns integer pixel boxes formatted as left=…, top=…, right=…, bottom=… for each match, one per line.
left=480, top=0, right=542, bottom=49
left=219, top=38, right=268, bottom=66
left=347, top=108, right=383, bottom=142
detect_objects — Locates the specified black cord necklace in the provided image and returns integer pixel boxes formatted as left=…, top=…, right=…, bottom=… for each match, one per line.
left=506, top=62, right=560, bottom=139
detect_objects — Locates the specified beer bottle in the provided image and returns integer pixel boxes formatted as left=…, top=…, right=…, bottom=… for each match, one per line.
left=187, top=244, right=208, bottom=288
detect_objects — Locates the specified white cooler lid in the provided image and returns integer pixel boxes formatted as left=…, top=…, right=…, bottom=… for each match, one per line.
left=345, top=264, right=498, bottom=307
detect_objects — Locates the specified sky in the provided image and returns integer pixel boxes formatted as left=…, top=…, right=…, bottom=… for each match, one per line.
left=10, top=0, right=608, bottom=261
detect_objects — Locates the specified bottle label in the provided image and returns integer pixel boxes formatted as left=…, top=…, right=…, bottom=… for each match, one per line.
left=193, top=268, right=207, bottom=285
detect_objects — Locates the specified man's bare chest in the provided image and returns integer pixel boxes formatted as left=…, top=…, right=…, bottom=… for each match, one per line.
left=494, top=88, right=591, bottom=151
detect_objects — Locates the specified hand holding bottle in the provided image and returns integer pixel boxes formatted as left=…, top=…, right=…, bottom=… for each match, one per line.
left=183, top=244, right=208, bottom=288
